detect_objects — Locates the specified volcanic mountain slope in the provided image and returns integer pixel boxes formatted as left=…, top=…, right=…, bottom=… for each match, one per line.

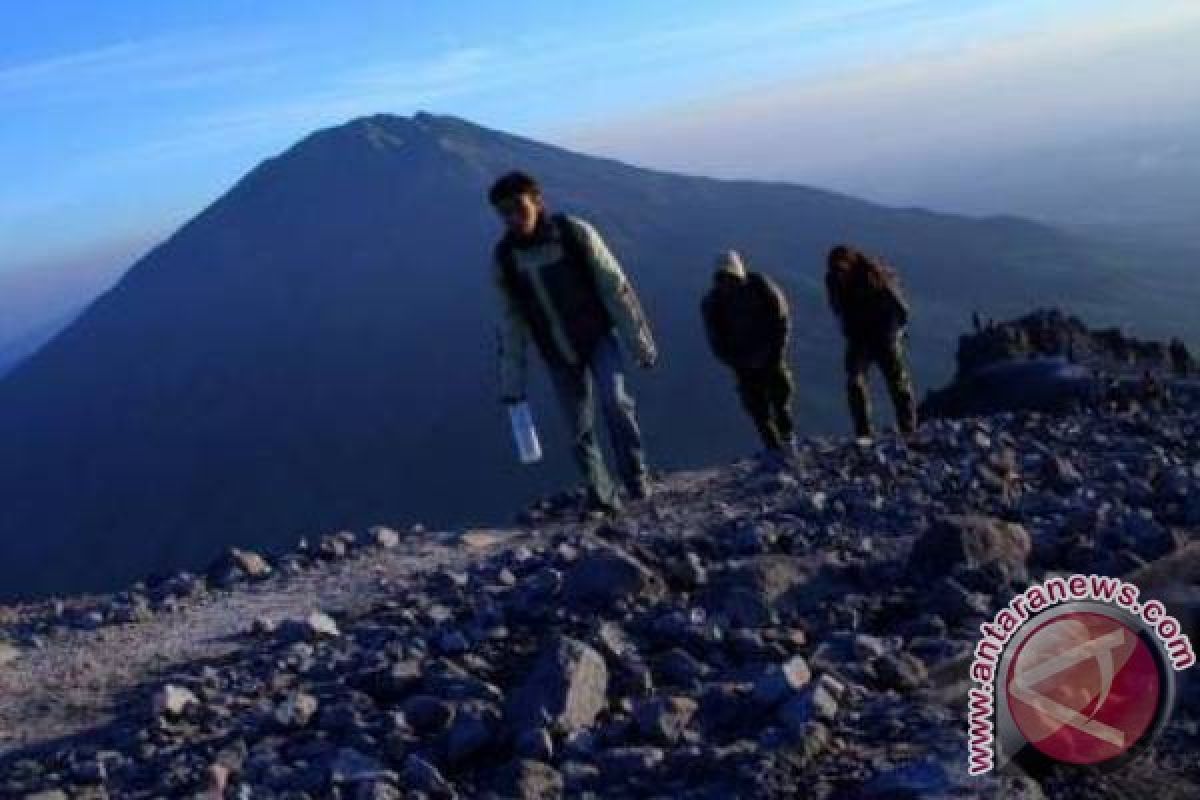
left=0, top=402, right=1197, bottom=798
left=1, top=111, right=1195, bottom=602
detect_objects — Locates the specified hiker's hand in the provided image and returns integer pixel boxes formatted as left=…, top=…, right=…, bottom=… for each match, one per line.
left=637, top=348, right=658, bottom=369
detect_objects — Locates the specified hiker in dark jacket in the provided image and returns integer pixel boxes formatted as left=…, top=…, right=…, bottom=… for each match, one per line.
left=702, top=250, right=796, bottom=456
left=489, top=171, right=658, bottom=514
left=825, top=244, right=917, bottom=438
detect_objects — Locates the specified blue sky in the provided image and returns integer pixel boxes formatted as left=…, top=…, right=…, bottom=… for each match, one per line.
left=1, top=0, right=1196, bottom=293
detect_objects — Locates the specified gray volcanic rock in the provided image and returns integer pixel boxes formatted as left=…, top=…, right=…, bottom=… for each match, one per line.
left=699, top=555, right=809, bottom=627
left=634, top=695, right=697, bottom=744
left=496, top=759, right=564, bottom=799
left=152, top=684, right=199, bottom=717
left=564, top=544, right=664, bottom=610
left=907, top=514, right=1031, bottom=583
left=508, top=635, right=609, bottom=735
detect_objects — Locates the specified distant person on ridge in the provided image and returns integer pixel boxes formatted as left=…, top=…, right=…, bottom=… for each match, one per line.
left=701, top=250, right=796, bottom=462
left=825, top=244, right=918, bottom=438
left=489, top=171, right=658, bottom=515
left=1169, top=337, right=1192, bottom=377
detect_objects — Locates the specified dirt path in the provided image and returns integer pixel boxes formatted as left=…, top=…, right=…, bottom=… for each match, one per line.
left=0, top=466, right=721, bottom=763
left=0, top=528, right=522, bottom=759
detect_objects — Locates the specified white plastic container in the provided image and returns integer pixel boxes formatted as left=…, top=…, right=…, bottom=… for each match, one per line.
left=508, top=401, right=543, bottom=464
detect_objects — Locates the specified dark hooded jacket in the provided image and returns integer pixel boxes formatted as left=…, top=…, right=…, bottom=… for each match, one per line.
left=825, top=259, right=910, bottom=343
left=702, top=271, right=790, bottom=369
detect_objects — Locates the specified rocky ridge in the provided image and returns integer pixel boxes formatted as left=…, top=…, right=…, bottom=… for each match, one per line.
left=1, top=402, right=1199, bottom=798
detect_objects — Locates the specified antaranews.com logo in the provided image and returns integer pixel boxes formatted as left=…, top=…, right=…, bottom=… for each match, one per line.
left=967, top=573, right=1195, bottom=775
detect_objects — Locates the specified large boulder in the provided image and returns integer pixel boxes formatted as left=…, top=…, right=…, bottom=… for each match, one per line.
left=1128, top=541, right=1200, bottom=590
left=698, top=555, right=810, bottom=627
left=907, top=515, right=1031, bottom=583
left=564, top=544, right=664, bottom=609
left=507, top=635, right=609, bottom=735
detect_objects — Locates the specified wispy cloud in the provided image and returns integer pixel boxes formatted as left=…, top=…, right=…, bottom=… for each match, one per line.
left=558, top=2, right=1200, bottom=181
left=112, top=3, right=941, bottom=165
left=0, top=29, right=284, bottom=101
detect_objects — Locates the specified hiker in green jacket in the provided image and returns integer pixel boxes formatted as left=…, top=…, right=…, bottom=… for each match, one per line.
left=489, top=171, right=658, bottom=514
left=825, top=244, right=918, bottom=438
left=701, top=250, right=796, bottom=461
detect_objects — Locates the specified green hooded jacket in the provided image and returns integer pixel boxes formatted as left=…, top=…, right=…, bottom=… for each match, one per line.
left=492, top=213, right=656, bottom=399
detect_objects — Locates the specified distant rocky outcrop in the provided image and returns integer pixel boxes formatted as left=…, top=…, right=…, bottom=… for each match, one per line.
left=921, top=308, right=1196, bottom=419
left=955, top=308, right=1183, bottom=376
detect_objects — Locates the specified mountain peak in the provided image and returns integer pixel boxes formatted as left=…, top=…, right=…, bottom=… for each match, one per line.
left=278, top=111, right=503, bottom=171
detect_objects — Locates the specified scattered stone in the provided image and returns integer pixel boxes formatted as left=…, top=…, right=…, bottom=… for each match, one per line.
left=153, top=684, right=199, bottom=717
left=508, top=635, right=609, bottom=734
left=1046, top=454, right=1085, bottom=490
left=0, top=640, right=20, bottom=666
left=281, top=609, right=341, bottom=641
left=401, top=694, right=455, bottom=734
left=370, top=526, right=401, bottom=548
left=228, top=547, right=272, bottom=579
left=752, top=655, right=812, bottom=708
left=874, top=651, right=928, bottom=691
left=274, top=691, right=319, bottom=728
left=908, top=514, right=1031, bottom=583
left=497, top=759, right=564, bottom=800
left=634, top=695, right=698, bottom=744
left=564, top=544, right=664, bottom=609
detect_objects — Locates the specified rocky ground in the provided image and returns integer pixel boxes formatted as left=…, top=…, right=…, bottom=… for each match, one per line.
left=2, top=403, right=1199, bottom=799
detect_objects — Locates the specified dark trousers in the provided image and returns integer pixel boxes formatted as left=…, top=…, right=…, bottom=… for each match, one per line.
left=547, top=332, right=647, bottom=508
left=845, top=335, right=917, bottom=437
left=734, top=362, right=795, bottom=451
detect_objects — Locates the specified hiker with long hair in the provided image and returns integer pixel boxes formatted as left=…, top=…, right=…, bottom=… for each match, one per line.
left=825, top=244, right=918, bottom=438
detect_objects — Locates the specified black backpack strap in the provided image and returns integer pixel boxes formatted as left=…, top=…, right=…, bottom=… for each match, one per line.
left=495, top=236, right=519, bottom=294
left=494, top=233, right=565, bottom=365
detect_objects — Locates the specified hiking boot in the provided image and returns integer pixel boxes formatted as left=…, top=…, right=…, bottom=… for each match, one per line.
left=582, top=490, right=622, bottom=520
